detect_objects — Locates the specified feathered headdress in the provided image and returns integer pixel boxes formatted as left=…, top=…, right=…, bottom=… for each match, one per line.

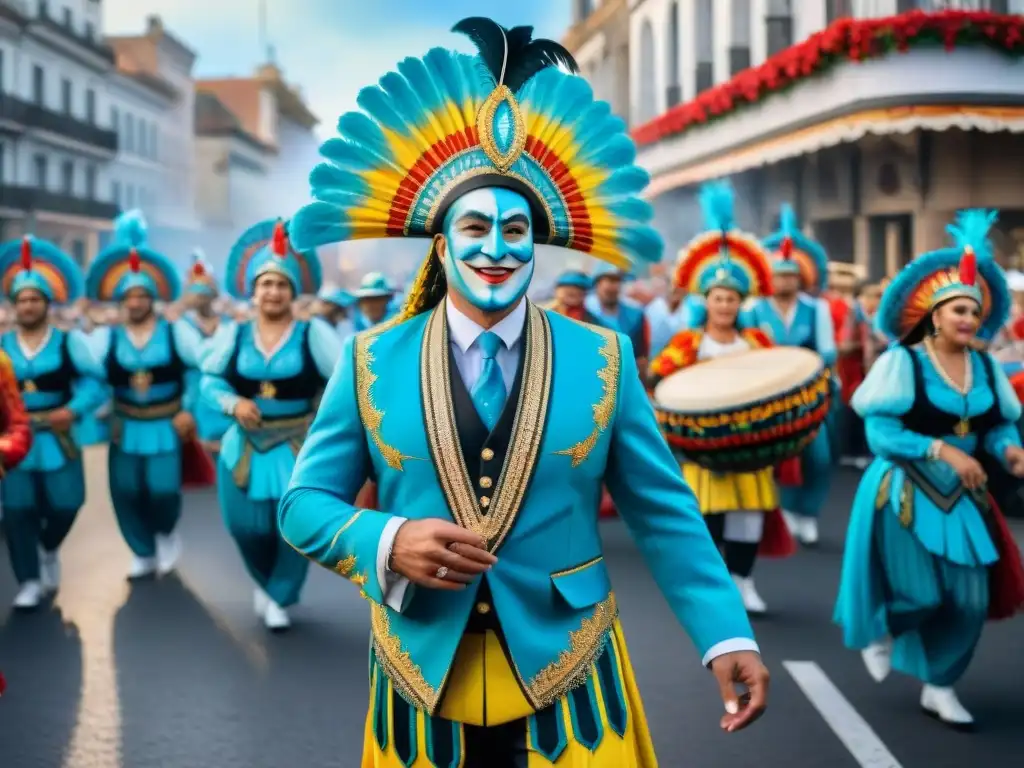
left=0, top=235, right=83, bottom=303
left=290, top=16, right=662, bottom=321
left=224, top=218, right=322, bottom=300
left=878, top=209, right=1010, bottom=342
left=85, top=209, right=181, bottom=301
left=762, top=203, right=828, bottom=294
left=673, top=181, right=772, bottom=299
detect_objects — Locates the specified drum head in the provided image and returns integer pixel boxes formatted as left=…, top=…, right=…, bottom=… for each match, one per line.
left=654, top=347, right=823, bottom=413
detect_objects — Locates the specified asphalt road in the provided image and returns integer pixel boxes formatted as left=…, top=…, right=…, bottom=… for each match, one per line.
left=1, top=447, right=1023, bottom=767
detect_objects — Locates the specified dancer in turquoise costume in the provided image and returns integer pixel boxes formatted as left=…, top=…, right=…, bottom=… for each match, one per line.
left=835, top=210, right=1024, bottom=729
left=182, top=251, right=232, bottom=452
left=0, top=236, right=105, bottom=610
left=280, top=17, right=767, bottom=765
left=317, top=285, right=356, bottom=340
left=353, top=271, right=397, bottom=331
left=85, top=210, right=204, bottom=580
left=585, top=262, right=650, bottom=372
left=201, top=219, right=337, bottom=631
left=747, top=204, right=836, bottom=545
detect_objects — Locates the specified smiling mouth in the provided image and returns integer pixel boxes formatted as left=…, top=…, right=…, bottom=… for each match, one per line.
left=469, top=265, right=518, bottom=285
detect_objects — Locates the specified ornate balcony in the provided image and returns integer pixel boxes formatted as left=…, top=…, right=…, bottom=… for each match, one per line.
left=0, top=94, right=118, bottom=153
left=0, top=185, right=120, bottom=221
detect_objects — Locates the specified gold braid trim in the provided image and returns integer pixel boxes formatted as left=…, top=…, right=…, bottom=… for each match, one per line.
left=555, top=325, right=620, bottom=467
left=397, top=238, right=448, bottom=323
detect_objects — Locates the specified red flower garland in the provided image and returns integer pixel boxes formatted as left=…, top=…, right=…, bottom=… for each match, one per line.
left=632, top=10, right=1024, bottom=147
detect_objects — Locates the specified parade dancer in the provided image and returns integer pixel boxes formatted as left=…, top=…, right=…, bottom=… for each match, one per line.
left=585, top=262, right=651, bottom=373
left=0, top=322, right=32, bottom=585
left=0, top=237, right=105, bottom=609
left=648, top=182, right=794, bottom=615
left=85, top=210, right=204, bottom=580
left=316, top=286, right=356, bottom=340
left=546, top=269, right=602, bottom=324
left=748, top=204, right=836, bottom=544
left=834, top=210, right=1024, bottom=729
left=200, top=219, right=338, bottom=631
left=352, top=272, right=396, bottom=331
left=281, top=18, right=767, bottom=764
left=182, top=251, right=232, bottom=454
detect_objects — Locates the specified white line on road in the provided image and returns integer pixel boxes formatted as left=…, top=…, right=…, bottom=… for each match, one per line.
left=784, top=661, right=903, bottom=768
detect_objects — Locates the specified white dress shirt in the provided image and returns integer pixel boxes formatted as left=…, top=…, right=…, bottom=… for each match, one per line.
left=373, top=298, right=756, bottom=666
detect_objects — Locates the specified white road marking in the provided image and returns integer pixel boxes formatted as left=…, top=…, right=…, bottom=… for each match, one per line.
left=784, top=661, right=903, bottom=768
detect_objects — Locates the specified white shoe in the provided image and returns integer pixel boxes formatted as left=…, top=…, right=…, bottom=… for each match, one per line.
left=798, top=517, right=819, bottom=546
left=782, top=510, right=799, bottom=534
left=13, top=580, right=42, bottom=610
left=921, top=685, right=974, bottom=729
left=861, top=639, right=892, bottom=683
left=39, top=548, right=60, bottom=594
left=732, top=574, right=767, bottom=614
left=263, top=600, right=291, bottom=631
left=253, top=588, right=269, bottom=618
left=128, top=555, right=157, bottom=580
left=155, top=531, right=181, bottom=576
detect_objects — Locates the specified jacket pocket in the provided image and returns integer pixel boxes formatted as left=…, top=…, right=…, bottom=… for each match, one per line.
left=550, top=556, right=611, bottom=610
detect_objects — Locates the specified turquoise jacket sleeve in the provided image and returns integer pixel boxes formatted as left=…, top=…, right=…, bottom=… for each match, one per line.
left=307, top=317, right=342, bottom=378
left=604, top=334, right=756, bottom=660
left=814, top=296, right=837, bottom=366
left=852, top=346, right=932, bottom=460
left=65, top=330, right=107, bottom=417
left=277, top=335, right=393, bottom=602
left=199, top=323, right=241, bottom=417
left=982, top=351, right=1023, bottom=466
left=172, top=320, right=203, bottom=414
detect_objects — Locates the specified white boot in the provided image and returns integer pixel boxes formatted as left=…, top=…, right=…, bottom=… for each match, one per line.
left=263, top=600, right=291, bottom=631
left=39, top=547, right=60, bottom=594
left=798, top=517, right=819, bottom=546
left=155, top=531, right=181, bottom=576
left=128, top=555, right=157, bottom=580
left=732, top=574, right=767, bottom=614
left=861, top=639, right=892, bottom=683
left=13, top=580, right=43, bottom=610
left=921, top=685, right=974, bottom=729
left=782, top=510, right=799, bottom=534
left=253, top=588, right=269, bottom=618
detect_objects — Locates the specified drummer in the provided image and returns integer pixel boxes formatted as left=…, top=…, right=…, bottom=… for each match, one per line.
left=648, top=180, right=794, bottom=615
left=747, top=204, right=837, bottom=546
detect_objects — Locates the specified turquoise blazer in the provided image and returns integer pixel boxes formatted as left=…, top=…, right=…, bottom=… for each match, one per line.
left=279, top=300, right=754, bottom=715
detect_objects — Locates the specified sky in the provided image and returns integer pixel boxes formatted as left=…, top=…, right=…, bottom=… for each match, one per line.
left=103, top=0, right=571, bottom=139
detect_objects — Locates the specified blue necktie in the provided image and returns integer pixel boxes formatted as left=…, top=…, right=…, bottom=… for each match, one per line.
left=470, top=331, right=506, bottom=431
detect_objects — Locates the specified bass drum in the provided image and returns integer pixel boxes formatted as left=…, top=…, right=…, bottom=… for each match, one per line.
left=653, top=346, right=832, bottom=473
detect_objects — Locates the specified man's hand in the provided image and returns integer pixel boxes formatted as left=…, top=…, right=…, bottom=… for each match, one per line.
left=710, top=651, right=769, bottom=732
left=233, top=398, right=262, bottom=430
left=389, top=519, right=497, bottom=591
left=172, top=410, right=196, bottom=440
left=46, top=407, right=75, bottom=432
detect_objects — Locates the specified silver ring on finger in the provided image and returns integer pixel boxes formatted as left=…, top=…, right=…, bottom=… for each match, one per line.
left=435, top=566, right=449, bottom=580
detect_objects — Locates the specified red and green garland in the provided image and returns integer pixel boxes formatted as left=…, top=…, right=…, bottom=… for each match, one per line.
left=632, top=10, right=1024, bottom=147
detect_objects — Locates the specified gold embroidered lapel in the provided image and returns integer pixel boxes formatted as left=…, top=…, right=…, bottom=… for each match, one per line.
left=422, top=300, right=552, bottom=553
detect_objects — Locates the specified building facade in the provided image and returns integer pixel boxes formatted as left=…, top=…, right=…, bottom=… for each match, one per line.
left=106, top=15, right=200, bottom=261
left=564, top=0, right=631, bottom=122
left=0, top=0, right=119, bottom=262
left=629, top=0, right=1024, bottom=280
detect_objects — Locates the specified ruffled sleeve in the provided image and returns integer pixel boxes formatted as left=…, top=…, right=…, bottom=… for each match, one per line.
left=981, top=351, right=1023, bottom=464
left=851, top=346, right=933, bottom=461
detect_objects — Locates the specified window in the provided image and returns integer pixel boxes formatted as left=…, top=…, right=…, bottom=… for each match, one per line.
left=0, top=141, right=4, bottom=184
left=139, top=119, right=147, bottom=156
left=149, top=124, right=158, bottom=160
left=0, top=50, right=5, bottom=95
left=125, top=114, right=134, bottom=152
left=61, top=160, right=74, bottom=194
left=111, top=180, right=121, bottom=204
left=125, top=183, right=135, bottom=207
left=33, top=154, right=48, bottom=187
left=32, top=65, right=44, bottom=104
left=110, top=106, right=119, bottom=132
left=62, top=7, right=72, bottom=27
left=85, top=22, right=94, bottom=40
left=61, top=78, right=71, bottom=113
left=71, top=240, right=85, bottom=265
left=766, top=0, right=794, bottom=56
left=826, top=0, right=852, bottom=22
left=85, top=164, right=97, bottom=198
left=85, top=89, right=96, bottom=123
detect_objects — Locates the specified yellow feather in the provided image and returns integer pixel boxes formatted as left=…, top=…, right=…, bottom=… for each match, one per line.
left=381, top=128, right=422, bottom=171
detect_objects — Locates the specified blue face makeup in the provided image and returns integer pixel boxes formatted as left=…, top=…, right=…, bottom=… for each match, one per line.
left=441, top=187, right=535, bottom=312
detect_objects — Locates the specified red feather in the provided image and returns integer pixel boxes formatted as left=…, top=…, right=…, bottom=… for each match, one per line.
left=191, top=258, right=205, bottom=277
left=20, top=237, right=31, bottom=270
left=128, top=247, right=141, bottom=273
left=959, top=245, right=977, bottom=287
left=271, top=220, right=287, bottom=258
left=779, top=236, right=793, bottom=260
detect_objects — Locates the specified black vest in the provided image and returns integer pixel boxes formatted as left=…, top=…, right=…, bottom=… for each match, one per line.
left=222, top=322, right=325, bottom=405
left=18, top=330, right=75, bottom=410
left=900, top=347, right=1002, bottom=441
left=105, top=322, right=185, bottom=406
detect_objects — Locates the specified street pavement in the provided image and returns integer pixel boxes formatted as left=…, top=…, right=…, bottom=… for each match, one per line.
left=1, top=446, right=1023, bottom=767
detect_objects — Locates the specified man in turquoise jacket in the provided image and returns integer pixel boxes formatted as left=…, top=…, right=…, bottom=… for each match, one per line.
left=279, top=17, right=768, bottom=766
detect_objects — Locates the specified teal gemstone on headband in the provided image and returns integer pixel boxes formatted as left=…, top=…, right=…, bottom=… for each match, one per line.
left=492, top=99, right=515, bottom=155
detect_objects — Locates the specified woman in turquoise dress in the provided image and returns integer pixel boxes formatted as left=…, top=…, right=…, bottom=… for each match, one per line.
left=200, top=219, right=338, bottom=631
left=834, top=209, right=1024, bottom=729
left=0, top=236, right=106, bottom=610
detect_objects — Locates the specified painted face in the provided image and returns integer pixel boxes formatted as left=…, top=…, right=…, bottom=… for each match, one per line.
left=441, top=187, right=534, bottom=312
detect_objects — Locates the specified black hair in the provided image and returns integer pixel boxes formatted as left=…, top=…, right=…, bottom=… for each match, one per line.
left=900, top=295, right=980, bottom=347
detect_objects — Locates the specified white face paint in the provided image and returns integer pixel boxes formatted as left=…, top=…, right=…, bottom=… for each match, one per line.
left=442, top=187, right=535, bottom=312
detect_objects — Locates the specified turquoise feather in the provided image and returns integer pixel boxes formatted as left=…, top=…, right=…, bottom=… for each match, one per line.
left=698, top=181, right=736, bottom=233
left=113, top=209, right=148, bottom=247
left=946, top=209, right=998, bottom=260
left=778, top=202, right=798, bottom=236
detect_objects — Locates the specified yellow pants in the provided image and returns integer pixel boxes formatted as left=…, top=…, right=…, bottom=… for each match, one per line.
left=362, top=621, right=658, bottom=767
left=682, top=463, right=778, bottom=515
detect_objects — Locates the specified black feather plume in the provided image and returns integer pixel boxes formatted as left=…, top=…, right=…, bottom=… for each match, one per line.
left=452, top=16, right=579, bottom=92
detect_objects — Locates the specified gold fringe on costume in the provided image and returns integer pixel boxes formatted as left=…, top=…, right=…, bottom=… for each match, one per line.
left=682, top=464, right=778, bottom=515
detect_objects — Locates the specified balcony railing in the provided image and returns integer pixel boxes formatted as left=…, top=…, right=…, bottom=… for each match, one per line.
left=0, top=94, right=118, bottom=152
left=33, top=5, right=116, bottom=64
left=0, top=185, right=120, bottom=221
